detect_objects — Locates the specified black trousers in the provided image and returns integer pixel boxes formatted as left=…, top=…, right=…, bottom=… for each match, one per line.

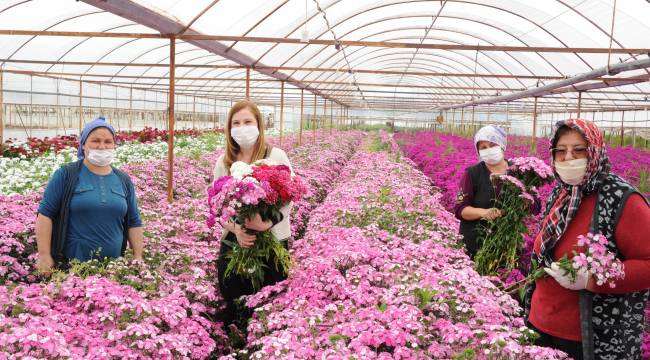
left=216, top=233, right=288, bottom=326
left=530, top=324, right=583, bottom=360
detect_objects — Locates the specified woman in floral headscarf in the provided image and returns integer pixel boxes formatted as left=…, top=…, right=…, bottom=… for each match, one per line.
left=525, top=119, right=650, bottom=359
left=454, top=125, right=509, bottom=259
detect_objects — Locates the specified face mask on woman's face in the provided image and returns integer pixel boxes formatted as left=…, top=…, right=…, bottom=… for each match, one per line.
left=231, top=125, right=259, bottom=149
left=87, top=149, right=116, bottom=167
left=479, top=146, right=504, bottom=165
left=554, top=158, right=588, bottom=185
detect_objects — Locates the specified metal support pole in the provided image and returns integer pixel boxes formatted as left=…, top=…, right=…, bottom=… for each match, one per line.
left=279, top=81, right=284, bottom=146
left=129, top=86, right=133, bottom=131
left=577, top=91, right=583, bottom=118
left=245, top=67, right=250, bottom=100
left=323, top=98, right=327, bottom=134
left=619, top=110, right=625, bottom=147
left=167, top=37, right=176, bottom=203
left=299, top=89, right=304, bottom=145
left=312, top=94, right=316, bottom=143
left=192, top=96, right=196, bottom=129
left=0, top=68, right=3, bottom=152
left=532, top=97, right=539, bottom=150
left=471, top=105, right=476, bottom=133
left=79, top=78, right=83, bottom=134
left=329, top=100, right=333, bottom=135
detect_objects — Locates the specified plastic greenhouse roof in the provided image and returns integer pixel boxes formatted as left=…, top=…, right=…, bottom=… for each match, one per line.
left=0, top=0, right=649, bottom=113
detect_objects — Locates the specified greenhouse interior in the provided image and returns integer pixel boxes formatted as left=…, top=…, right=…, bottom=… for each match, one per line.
left=1, top=0, right=649, bottom=359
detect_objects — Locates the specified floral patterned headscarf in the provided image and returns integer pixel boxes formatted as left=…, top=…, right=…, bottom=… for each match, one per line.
left=538, top=119, right=610, bottom=265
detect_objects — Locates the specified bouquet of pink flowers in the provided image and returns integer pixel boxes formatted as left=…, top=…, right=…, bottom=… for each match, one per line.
left=475, top=157, right=554, bottom=275
left=207, top=160, right=306, bottom=290
left=555, top=232, right=625, bottom=288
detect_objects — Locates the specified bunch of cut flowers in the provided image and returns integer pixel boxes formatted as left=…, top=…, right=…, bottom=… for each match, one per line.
left=207, top=160, right=306, bottom=290
left=504, top=232, right=625, bottom=298
left=475, top=157, right=554, bottom=275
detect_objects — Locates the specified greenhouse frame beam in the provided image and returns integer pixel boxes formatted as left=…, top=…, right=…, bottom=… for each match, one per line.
left=0, top=58, right=577, bottom=80
left=80, top=0, right=343, bottom=107
left=439, top=57, right=650, bottom=110
left=2, top=30, right=647, bottom=55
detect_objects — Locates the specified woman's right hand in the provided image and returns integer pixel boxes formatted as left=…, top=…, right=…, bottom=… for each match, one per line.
left=233, top=223, right=257, bottom=248
left=36, top=253, right=54, bottom=276
left=481, top=208, right=503, bottom=221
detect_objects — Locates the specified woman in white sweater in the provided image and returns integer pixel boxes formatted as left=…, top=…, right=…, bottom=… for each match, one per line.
left=212, top=100, right=294, bottom=327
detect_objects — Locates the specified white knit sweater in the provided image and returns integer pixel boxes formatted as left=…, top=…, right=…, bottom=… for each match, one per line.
left=212, top=147, right=294, bottom=241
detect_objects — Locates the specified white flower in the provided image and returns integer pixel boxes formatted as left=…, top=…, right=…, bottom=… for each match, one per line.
left=230, top=161, right=254, bottom=180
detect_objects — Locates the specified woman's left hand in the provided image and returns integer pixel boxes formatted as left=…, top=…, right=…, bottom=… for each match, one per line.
left=245, top=213, right=273, bottom=232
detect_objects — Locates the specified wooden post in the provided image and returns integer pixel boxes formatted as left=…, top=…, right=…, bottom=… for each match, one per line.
left=632, top=110, right=636, bottom=148
left=0, top=68, right=3, bottom=152
left=619, top=110, right=625, bottom=147
left=460, top=107, right=465, bottom=134
left=167, top=37, right=176, bottom=203
left=279, top=81, right=284, bottom=146
left=329, top=100, right=333, bottom=135
left=79, top=78, right=83, bottom=134
left=532, top=97, right=538, bottom=150
left=299, top=89, right=304, bottom=145
left=577, top=91, right=583, bottom=118
left=245, top=67, right=250, bottom=100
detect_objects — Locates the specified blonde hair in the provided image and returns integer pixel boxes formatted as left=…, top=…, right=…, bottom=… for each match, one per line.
left=223, top=100, right=268, bottom=172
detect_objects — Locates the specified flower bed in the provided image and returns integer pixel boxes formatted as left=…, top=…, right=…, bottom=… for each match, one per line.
left=0, top=130, right=363, bottom=358
left=396, top=130, right=650, bottom=358
left=231, top=134, right=567, bottom=359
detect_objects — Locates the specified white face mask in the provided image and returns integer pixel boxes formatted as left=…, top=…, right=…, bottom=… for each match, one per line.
left=87, top=149, right=115, bottom=167
left=554, top=158, right=588, bottom=185
left=231, top=125, right=259, bottom=149
left=479, top=146, right=504, bottom=165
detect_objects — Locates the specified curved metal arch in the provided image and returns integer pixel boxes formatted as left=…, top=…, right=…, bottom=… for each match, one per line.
left=254, top=0, right=578, bottom=77
left=45, top=22, right=137, bottom=72
left=225, top=0, right=290, bottom=52
left=554, top=0, right=644, bottom=103
left=333, top=51, right=503, bottom=99
left=105, top=41, right=207, bottom=81
left=2, top=8, right=106, bottom=67
left=275, top=12, right=566, bottom=86
left=0, top=0, right=31, bottom=16
left=297, top=36, right=521, bottom=102
left=366, top=61, right=480, bottom=102
left=360, top=56, right=496, bottom=90
left=307, top=37, right=521, bottom=93
left=143, top=52, right=234, bottom=87
left=328, top=25, right=540, bottom=79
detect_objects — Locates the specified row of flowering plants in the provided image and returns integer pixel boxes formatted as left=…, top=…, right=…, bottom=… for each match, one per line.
left=395, top=130, right=650, bottom=358
left=225, top=133, right=568, bottom=359
left=0, top=130, right=363, bottom=358
left=0, top=132, right=224, bottom=195
left=1, top=127, right=218, bottom=159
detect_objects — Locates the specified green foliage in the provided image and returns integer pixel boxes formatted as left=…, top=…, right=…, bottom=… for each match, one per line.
left=413, top=288, right=438, bottom=309
left=329, top=334, right=352, bottom=344
left=451, top=348, right=477, bottom=360
left=367, top=137, right=391, bottom=153
left=638, top=168, right=649, bottom=194
left=63, top=251, right=164, bottom=296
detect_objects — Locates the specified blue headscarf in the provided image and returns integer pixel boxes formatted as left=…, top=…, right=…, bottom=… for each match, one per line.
left=473, top=125, right=507, bottom=154
left=77, top=116, right=116, bottom=160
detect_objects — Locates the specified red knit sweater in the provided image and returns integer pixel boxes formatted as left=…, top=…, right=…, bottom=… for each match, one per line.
left=529, top=193, right=650, bottom=341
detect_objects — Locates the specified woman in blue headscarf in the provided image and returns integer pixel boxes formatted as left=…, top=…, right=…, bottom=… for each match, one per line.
left=35, top=117, right=143, bottom=275
left=453, top=125, right=509, bottom=259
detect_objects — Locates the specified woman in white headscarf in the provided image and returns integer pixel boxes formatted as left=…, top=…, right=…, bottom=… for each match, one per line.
left=453, top=125, right=508, bottom=259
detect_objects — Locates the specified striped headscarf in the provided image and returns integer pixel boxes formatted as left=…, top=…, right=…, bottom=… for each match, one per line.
left=538, top=119, right=610, bottom=266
